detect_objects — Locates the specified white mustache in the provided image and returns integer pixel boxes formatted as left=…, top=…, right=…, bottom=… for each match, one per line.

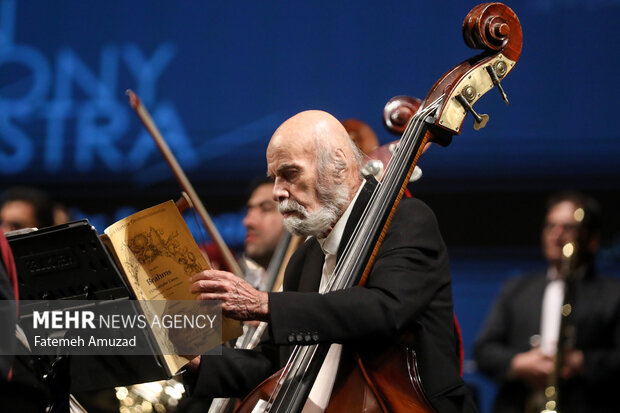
left=278, top=199, right=307, bottom=217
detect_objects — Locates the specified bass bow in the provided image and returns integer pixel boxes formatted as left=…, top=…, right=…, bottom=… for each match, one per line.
left=126, top=90, right=243, bottom=278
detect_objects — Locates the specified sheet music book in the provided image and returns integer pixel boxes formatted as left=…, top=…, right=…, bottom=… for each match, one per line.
left=7, top=202, right=242, bottom=389
left=101, top=200, right=241, bottom=375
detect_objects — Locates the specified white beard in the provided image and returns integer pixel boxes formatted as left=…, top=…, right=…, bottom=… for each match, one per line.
left=279, top=181, right=350, bottom=238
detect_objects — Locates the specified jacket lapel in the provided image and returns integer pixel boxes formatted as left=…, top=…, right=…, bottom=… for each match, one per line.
left=297, top=239, right=325, bottom=292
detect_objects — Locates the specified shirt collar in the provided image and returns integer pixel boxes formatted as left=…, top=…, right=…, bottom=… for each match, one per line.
left=317, top=181, right=365, bottom=257
left=547, top=266, right=561, bottom=281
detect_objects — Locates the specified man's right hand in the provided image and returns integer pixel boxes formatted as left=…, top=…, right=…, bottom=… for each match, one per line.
left=190, top=269, right=270, bottom=322
left=510, top=348, right=554, bottom=388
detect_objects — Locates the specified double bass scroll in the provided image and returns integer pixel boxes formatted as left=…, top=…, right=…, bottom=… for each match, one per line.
left=384, top=3, right=521, bottom=146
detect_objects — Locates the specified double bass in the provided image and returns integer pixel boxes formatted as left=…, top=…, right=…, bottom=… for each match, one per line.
left=243, top=3, right=523, bottom=412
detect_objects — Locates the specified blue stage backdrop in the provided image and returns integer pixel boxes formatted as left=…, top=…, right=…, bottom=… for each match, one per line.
left=1, top=0, right=619, bottom=196
left=2, top=2, right=620, bottom=412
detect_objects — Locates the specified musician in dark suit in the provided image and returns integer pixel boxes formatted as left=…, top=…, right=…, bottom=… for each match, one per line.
left=186, top=110, right=476, bottom=412
left=474, top=192, right=620, bottom=413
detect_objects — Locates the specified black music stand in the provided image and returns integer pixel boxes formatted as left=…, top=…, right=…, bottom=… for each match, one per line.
left=7, top=220, right=170, bottom=395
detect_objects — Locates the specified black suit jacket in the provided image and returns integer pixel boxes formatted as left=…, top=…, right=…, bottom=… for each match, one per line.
left=189, top=179, right=475, bottom=412
left=473, top=271, right=620, bottom=413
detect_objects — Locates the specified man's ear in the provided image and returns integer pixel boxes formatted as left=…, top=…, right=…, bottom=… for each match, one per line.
left=333, top=148, right=347, bottom=183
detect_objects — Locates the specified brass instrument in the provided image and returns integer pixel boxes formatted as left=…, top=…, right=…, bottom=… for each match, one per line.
left=530, top=207, right=585, bottom=413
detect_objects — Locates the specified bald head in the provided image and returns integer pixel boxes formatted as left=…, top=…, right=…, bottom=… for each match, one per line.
left=266, top=110, right=363, bottom=237
left=268, top=110, right=362, bottom=187
left=270, top=110, right=343, bottom=150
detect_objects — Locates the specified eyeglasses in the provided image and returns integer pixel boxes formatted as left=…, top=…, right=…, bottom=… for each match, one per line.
left=543, top=222, right=579, bottom=233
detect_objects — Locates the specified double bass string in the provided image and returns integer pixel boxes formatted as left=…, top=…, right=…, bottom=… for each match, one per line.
left=327, top=97, right=443, bottom=293
left=265, top=342, right=327, bottom=411
left=327, top=105, right=422, bottom=290
left=264, top=345, right=305, bottom=411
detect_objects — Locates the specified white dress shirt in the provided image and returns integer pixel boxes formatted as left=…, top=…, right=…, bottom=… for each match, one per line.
left=539, top=267, right=564, bottom=356
left=302, top=183, right=364, bottom=413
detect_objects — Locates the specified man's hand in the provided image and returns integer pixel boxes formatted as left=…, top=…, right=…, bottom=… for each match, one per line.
left=510, top=348, right=554, bottom=388
left=561, top=349, right=583, bottom=379
left=190, top=270, right=269, bottom=322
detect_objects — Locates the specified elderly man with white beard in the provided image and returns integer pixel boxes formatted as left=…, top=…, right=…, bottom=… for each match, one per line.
left=183, top=110, right=476, bottom=413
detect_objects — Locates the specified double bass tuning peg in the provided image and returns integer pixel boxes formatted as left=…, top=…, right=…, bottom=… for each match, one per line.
left=455, top=89, right=489, bottom=131
left=486, top=61, right=510, bottom=105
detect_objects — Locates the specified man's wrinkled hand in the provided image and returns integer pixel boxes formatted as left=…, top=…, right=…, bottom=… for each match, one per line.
left=190, top=270, right=269, bottom=322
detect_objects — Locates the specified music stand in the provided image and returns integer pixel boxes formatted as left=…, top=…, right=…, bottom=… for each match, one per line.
left=7, top=220, right=170, bottom=392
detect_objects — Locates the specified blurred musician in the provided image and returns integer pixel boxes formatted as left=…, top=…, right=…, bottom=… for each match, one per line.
left=239, top=176, right=287, bottom=292
left=474, top=192, right=620, bottom=413
left=0, top=186, right=55, bottom=233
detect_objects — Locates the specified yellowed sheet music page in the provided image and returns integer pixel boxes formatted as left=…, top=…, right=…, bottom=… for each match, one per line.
left=104, top=200, right=242, bottom=374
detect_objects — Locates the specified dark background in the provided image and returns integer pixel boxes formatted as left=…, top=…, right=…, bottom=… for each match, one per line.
left=1, top=1, right=619, bottom=411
